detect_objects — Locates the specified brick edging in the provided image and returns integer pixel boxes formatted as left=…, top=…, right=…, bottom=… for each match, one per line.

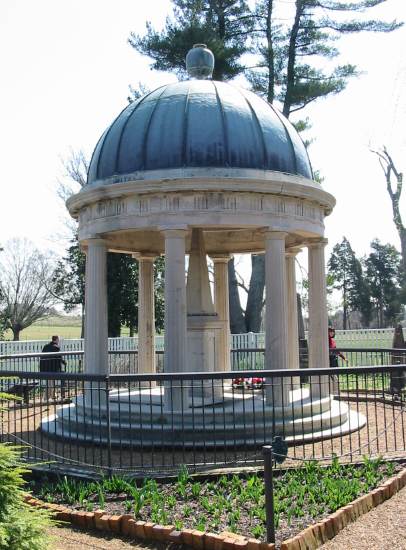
left=23, top=496, right=275, bottom=550
left=24, top=467, right=406, bottom=550
left=281, top=467, right=406, bottom=550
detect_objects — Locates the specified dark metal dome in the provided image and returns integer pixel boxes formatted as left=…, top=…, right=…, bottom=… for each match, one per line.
left=87, top=79, right=313, bottom=185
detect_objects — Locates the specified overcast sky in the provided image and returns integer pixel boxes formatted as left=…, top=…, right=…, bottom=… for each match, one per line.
left=1, top=0, right=405, bottom=273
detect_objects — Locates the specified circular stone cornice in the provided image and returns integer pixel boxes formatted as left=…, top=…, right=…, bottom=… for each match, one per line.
left=66, top=168, right=335, bottom=218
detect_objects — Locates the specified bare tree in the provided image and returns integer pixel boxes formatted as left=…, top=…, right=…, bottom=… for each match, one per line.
left=371, top=147, right=406, bottom=275
left=0, top=239, right=57, bottom=340
left=57, top=148, right=88, bottom=202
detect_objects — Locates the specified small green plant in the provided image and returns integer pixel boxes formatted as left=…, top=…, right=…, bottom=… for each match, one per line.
left=251, top=524, right=265, bottom=539
left=195, top=515, right=207, bottom=532
left=132, top=489, right=145, bottom=517
left=183, top=504, right=192, bottom=517
left=124, top=500, right=132, bottom=512
left=97, top=486, right=105, bottom=509
left=176, top=465, right=189, bottom=498
left=191, top=482, right=201, bottom=498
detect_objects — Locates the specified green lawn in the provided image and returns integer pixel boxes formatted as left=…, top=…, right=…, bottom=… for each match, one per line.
left=3, top=316, right=82, bottom=340
left=2, top=316, right=133, bottom=341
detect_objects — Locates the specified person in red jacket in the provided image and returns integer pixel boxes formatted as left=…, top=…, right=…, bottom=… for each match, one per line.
left=328, top=326, right=347, bottom=367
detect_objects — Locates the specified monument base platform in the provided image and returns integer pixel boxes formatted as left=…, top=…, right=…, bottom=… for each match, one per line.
left=41, top=386, right=366, bottom=448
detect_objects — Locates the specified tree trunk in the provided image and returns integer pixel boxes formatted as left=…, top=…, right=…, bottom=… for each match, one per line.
left=372, top=148, right=405, bottom=278
left=297, top=293, right=305, bottom=339
left=228, top=258, right=246, bottom=334
left=265, top=0, right=275, bottom=104
left=342, top=275, right=347, bottom=330
left=244, top=255, right=265, bottom=332
left=81, top=304, right=85, bottom=339
left=12, top=327, right=21, bottom=341
left=400, top=227, right=406, bottom=279
left=283, top=0, right=302, bottom=116
left=343, top=301, right=347, bottom=330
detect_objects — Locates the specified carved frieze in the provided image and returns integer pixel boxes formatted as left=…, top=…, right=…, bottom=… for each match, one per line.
left=93, top=199, right=127, bottom=219
left=83, top=191, right=324, bottom=225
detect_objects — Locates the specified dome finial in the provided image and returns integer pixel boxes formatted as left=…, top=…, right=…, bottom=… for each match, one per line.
left=186, top=44, right=214, bottom=79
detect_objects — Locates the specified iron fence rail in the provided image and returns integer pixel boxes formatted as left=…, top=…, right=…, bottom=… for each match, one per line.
left=0, top=362, right=405, bottom=476
left=1, top=348, right=405, bottom=374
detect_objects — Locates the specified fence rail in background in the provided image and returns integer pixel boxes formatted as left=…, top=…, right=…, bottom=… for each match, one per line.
left=0, top=359, right=405, bottom=476
left=0, top=327, right=397, bottom=355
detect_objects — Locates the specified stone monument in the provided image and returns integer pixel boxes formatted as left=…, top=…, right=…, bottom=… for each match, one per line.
left=42, top=45, right=365, bottom=446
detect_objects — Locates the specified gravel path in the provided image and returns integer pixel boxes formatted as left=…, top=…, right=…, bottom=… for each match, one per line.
left=49, top=525, right=170, bottom=550
left=320, top=485, right=406, bottom=550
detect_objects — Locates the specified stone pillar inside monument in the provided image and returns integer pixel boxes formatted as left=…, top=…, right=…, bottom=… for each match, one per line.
left=186, top=229, right=223, bottom=401
left=264, top=231, right=290, bottom=407
left=308, top=239, right=330, bottom=399
left=135, top=253, right=156, bottom=385
left=285, top=248, right=301, bottom=390
left=211, top=254, right=232, bottom=373
left=162, top=228, right=188, bottom=411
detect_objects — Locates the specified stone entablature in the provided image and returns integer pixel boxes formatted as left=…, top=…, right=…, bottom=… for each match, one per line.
left=81, top=192, right=323, bottom=224
left=68, top=169, right=334, bottom=216
left=68, top=172, right=335, bottom=252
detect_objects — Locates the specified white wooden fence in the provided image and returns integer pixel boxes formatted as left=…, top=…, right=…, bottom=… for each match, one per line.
left=0, top=328, right=396, bottom=356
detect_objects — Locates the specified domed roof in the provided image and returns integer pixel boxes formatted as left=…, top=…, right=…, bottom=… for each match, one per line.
left=87, top=75, right=312, bottom=186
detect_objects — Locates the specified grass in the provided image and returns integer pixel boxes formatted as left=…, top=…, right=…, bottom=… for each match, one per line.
left=3, top=316, right=82, bottom=340
left=31, top=457, right=398, bottom=542
left=2, top=316, right=132, bottom=341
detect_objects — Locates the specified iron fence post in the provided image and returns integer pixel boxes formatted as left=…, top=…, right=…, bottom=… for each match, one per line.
left=105, top=377, right=113, bottom=477
left=263, top=445, right=275, bottom=544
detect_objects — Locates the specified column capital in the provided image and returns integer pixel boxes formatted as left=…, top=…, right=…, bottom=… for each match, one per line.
left=210, top=253, right=233, bottom=263
left=264, top=230, right=289, bottom=241
left=133, top=252, right=157, bottom=262
left=81, top=237, right=107, bottom=248
left=159, top=225, right=188, bottom=238
left=306, top=237, right=328, bottom=249
left=285, top=246, right=302, bottom=257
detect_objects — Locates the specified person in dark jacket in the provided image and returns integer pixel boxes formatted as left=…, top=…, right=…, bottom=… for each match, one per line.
left=39, top=336, right=66, bottom=399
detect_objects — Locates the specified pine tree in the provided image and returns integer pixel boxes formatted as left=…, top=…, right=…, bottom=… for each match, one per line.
left=129, top=0, right=252, bottom=81
left=328, top=237, right=370, bottom=329
left=364, top=239, right=402, bottom=327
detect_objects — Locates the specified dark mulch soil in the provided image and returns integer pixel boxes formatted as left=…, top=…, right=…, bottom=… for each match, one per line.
left=31, top=461, right=405, bottom=548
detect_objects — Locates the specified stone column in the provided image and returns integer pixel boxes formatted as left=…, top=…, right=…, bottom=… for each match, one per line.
left=308, top=239, right=329, bottom=399
left=285, top=248, right=301, bottom=390
left=264, top=231, right=289, bottom=406
left=162, top=228, right=188, bottom=410
left=84, top=239, right=108, bottom=376
left=211, top=255, right=232, bottom=372
left=134, top=253, right=156, bottom=379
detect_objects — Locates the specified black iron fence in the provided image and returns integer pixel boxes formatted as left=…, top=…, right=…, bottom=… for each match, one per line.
left=1, top=347, right=405, bottom=375
left=0, top=360, right=405, bottom=476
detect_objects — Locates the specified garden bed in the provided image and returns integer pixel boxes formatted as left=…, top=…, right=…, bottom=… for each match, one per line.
left=30, top=457, right=403, bottom=547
